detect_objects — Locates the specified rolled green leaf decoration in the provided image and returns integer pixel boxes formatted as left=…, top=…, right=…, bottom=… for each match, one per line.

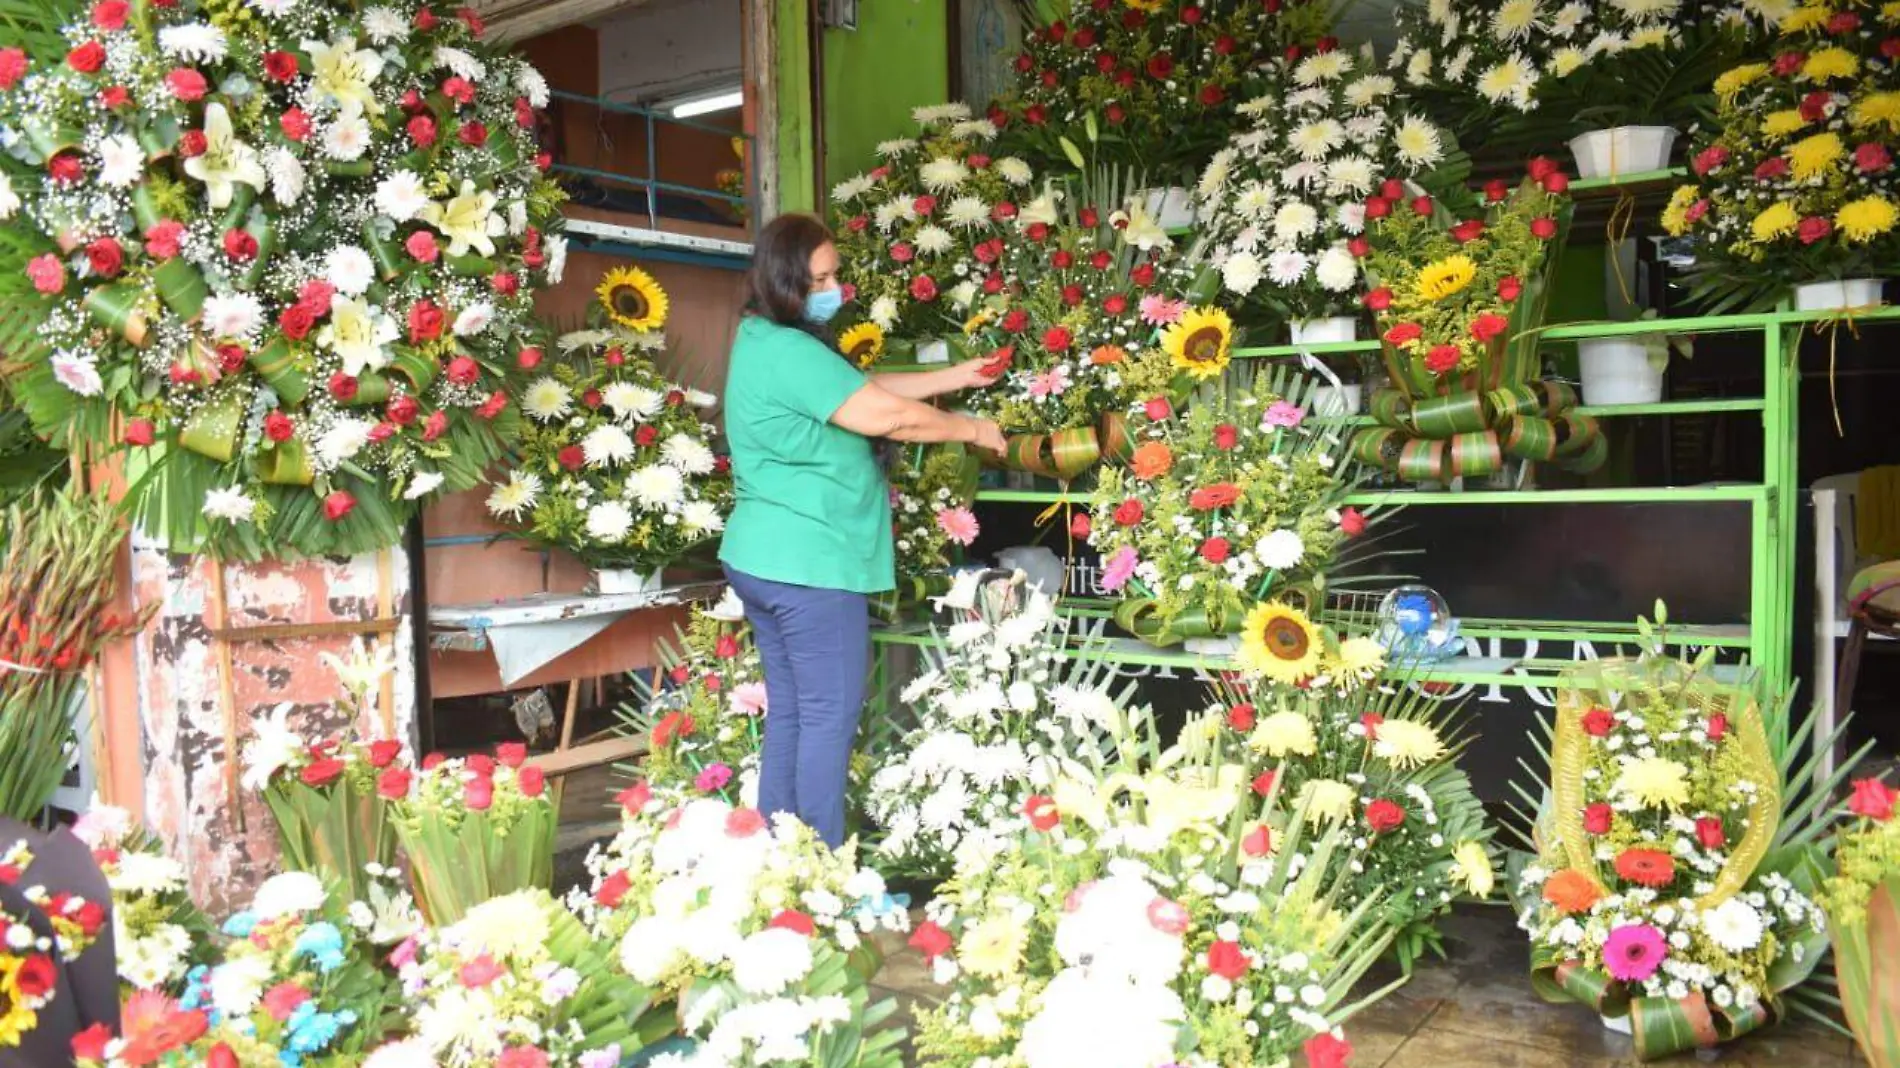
left=1411, top=390, right=1487, bottom=437
left=1536, top=379, right=1579, bottom=415
left=238, top=215, right=278, bottom=290
left=20, top=118, right=80, bottom=162
left=1554, top=413, right=1602, bottom=459
left=217, top=184, right=257, bottom=232
left=1369, top=388, right=1412, bottom=429
left=1447, top=430, right=1502, bottom=478
left=83, top=283, right=151, bottom=347
left=257, top=439, right=316, bottom=486
left=135, top=123, right=173, bottom=161
left=1503, top=416, right=1558, bottom=461
left=1115, top=598, right=1235, bottom=645
left=490, top=132, right=520, bottom=170
left=1557, top=432, right=1609, bottom=474
left=248, top=337, right=311, bottom=405
left=178, top=391, right=246, bottom=463
left=1485, top=383, right=1543, bottom=421
left=153, top=257, right=208, bottom=320
left=1048, top=427, right=1100, bottom=480
left=1003, top=433, right=1056, bottom=478
left=1349, top=427, right=1401, bottom=468
left=324, top=159, right=376, bottom=178
left=131, top=183, right=165, bottom=231
left=1099, top=412, right=1133, bottom=465
left=390, top=348, right=440, bottom=391
left=446, top=253, right=498, bottom=278
left=362, top=218, right=404, bottom=281
left=348, top=372, right=394, bottom=407
left=1397, top=437, right=1446, bottom=482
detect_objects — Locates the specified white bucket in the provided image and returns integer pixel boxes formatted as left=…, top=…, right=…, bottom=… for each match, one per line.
left=1310, top=384, right=1363, bottom=416
left=1573, top=336, right=1664, bottom=402
left=1184, top=635, right=1242, bottom=657
left=1288, top=317, right=1358, bottom=346
left=1140, top=186, right=1196, bottom=230
left=595, top=568, right=664, bottom=595
left=1568, top=126, right=1678, bottom=179
left=1577, top=338, right=1663, bottom=406
left=1793, top=278, right=1886, bottom=311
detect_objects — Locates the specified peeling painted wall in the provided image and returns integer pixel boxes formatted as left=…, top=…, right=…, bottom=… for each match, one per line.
left=127, top=536, right=416, bottom=914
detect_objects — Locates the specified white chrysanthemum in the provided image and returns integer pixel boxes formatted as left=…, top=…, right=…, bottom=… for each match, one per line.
left=1493, top=0, right=1543, bottom=40
left=321, top=113, right=372, bottom=162
left=831, top=175, right=875, bottom=203
left=951, top=119, right=998, bottom=141
left=1235, top=182, right=1275, bottom=219
left=209, top=954, right=274, bottom=1017
left=314, top=417, right=376, bottom=467
left=601, top=382, right=662, bottom=422
left=662, top=434, right=717, bottom=475
left=324, top=245, right=376, bottom=296
left=202, top=293, right=264, bottom=339
left=361, top=6, right=407, bottom=42
left=253, top=872, right=326, bottom=919
left=1294, top=51, right=1352, bottom=85
left=451, top=301, right=494, bottom=337
left=487, top=472, right=542, bottom=520
left=514, top=64, right=551, bottom=107
left=158, top=22, right=228, bottom=62
left=873, top=200, right=913, bottom=232
left=1272, top=201, right=1321, bottom=244
left=1324, top=156, right=1377, bottom=198
left=1220, top=251, right=1264, bottom=295
left=1344, top=74, right=1396, bottom=107
left=947, top=280, right=979, bottom=308
left=373, top=170, right=430, bottom=222
left=111, top=851, right=188, bottom=898
left=1406, top=48, right=1436, bottom=85
left=1266, top=250, right=1310, bottom=286
left=585, top=501, right=635, bottom=543
left=1314, top=246, right=1358, bottom=292
left=1289, top=119, right=1345, bottom=160
left=875, top=138, right=918, bottom=159
left=362, top=1039, right=437, bottom=1068
left=996, top=157, right=1033, bottom=185
left=1703, top=898, right=1765, bottom=953
left=1628, top=25, right=1672, bottom=49
left=1476, top=55, right=1539, bottom=109
left=681, top=500, right=724, bottom=535
left=921, top=157, right=971, bottom=192
left=1282, top=160, right=1326, bottom=191
left=731, top=929, right=815, bottom=996
left=583, top=425, right=637, bottom=468
left=1253, top=528, right=1306, bottom=568
left=264, top=147, right=306, bottom=206
left=1393, top=115, right=1447, bottom=165
left=915, top=224, right=955, bottom=255
left=1336, top=201, right=1368, bottom=235
left=522, top=378, right=574, bottom=422
left=631, top=464, right=687, bottom=510
left=246, top=0, right=298, bottom=15
left=1018, top=971, right=1182, bottom=1068
left=869, top=297, right=899, bottom=330
left=0, top=173, right=17, bottom=220
left=1549, top=47, right=1590, bottom=77
left=1551, top=0, right=1588, bottom=33
left=914, top=101, right=973, bottom=124
left=453, top=891, right=552, bottom=961
left=1198, top=150, right=1235, bottom=201
left=1054, top=873, right=1184, bottom=983
left=403, top=471, right=444, bottom=501
left=202, top=488, right=257, bottom=523
left=433, top=46, right=486, bottom=81
left=943, top=196, right=989, bottom=228
left=96, top=135, right=145, bottom=189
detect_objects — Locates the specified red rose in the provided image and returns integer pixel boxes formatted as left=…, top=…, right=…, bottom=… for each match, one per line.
left=1042, top=326, right=1072, bottom=352
left=464, top=777, right=494, bottom=810
left=300, top=758, right=345, bottom=787
left=1451, top=219, right=1484, bottom=243
left=405, top=231, right=439, bottom=263
left=414, top=7, right=438, bottom=29
left=215, top=343, right=245, bottom=373
left=1305, top=1034, right=1353, bottom=1068
left=1199, top=83, right=1225, bottom=107
left=261, top=50, right=299, bottom=82
left=1205, top=940, right=1249, bottom=980
left=1060, top=284, right=1084, bottom=307
left=489, top=742, right=526, bottom=769
left=455, top=120, right=488, bottom=147
left=446, top=355, right=481, bottom=385
left=1694, top=816, right=1726, bottom=849
left=1798, top=216, right=1833, bottom=245
left=277, top=304, right=316, bottom=340
left=263, top=411, right=295, bottom=442
left=421, top=410, right=447, bottom=443
left=992, top=201, right=1018, bottom=221
left=72, top=1024, right=113, bottom=1061
left=514, top=346, right=544, bottom=371
left=1581, top=706, right=1615, bottom=736
left=409, top=300, right=445, bottom=342
left=518, top=766, right=546, bottom=797
left=15, top=955, right=57, bottom=999
left=1364, top=195, right=1391, bottom=219
left=634, top=425, right=658, bottom=447
left=142, top=220, right=184, bottom=260
left=99, top=85, right=129, bottom=108
left=1144, top=397, right=1172, bottom=421
left=223, top=229, right=259, bottom=261
left=1348, top=237, right=1370, bottom=260
left=1213, top=423, right=1239, bottom=450
left=91, top=0, right=129, bottom=28
left=616, top=781, right=652, bottom=814
left=407, top=115, right=438, bottom=147
left=1069, top=512, right=1092, bottom=539
left=1410, top=195, right=1434, bottom=216
left=1079, top=207, right=1099, bottom=228
left=1685, top=198, right=1711, bottom=224
left=1226, top=703, right=1256, bottom=731
left=474, top=391, right=506, bottom=421
left=386, top=395, right=420, bottom=426
left=909, top=921, right=954, bottom=960
left=1113, top=499, right=1144, bottom=526
left=422, top=752, right=448, bottom=770
left=1189, top=483, right=1241, bottom=511
left=1382, top=322, right=1422, bottom=346
left=1284, top=44, right=1302, bottom=61
left=176, top=130, right=207, bottom=157
left=1360, top=712, right=1384, bottom=739
left=557, top=445, right=585, bottom=471
left=1181, top=4, right=1203, bottom=23
left=1828, top=10, right=1860, bottom=31
left=1856, top=142, right=1892, bottom=174
left=48, top=153, right=84, bottom=183
left=1849, top=778, right=1898, bottom=821
left=768, top=909, right=815, bottom=936
left=124, top=418, right=155, bottom=447
left=1470, top=313, right=1509, bottom=344
left=1131, top=262, right=1156, bottom=288
left=1051, top=249, right=1074, bottom=269
left=1692, top=145, right=1730, bottom=176
left=457, top=6, right=486, bottom=35
left=1000, top=309, right=1030, bottom=334
left=983, top=273, right=1005, bottom=294
left=1338, top=507, right=1367, bottom=537
left=85, top=237, right=124, bottom=279
left=913, top=195, right=936, bottom=217
left=1071, top=28, right=1094, bottom=48
left=1200, top=537, right=1230, bottom=564
left=594, top=870, right=631, bottom=908
left=1146, top=52, right=1174, bottom=79
left=1542, top=171, right=1570, bottom=194
left=323, top=491, right=356, bottom=521
left=1707, top=713, right=1728, bottom=742
left=490, top=271, right=520, bottom=296
left=1252, top=769, right=1277, bottom=796
left=1365, top=798, right=1405, bottom=833
left=272, top=107, right=312, bottom=142
left=68, top=41, right=106, bottom=73
left=442, top=76, right=476, bottom=106
left=165, top=68, right=208, bottom=100
left=1498, top=276, right=1523, bottom=303
left=1884, top=37, right=1900, bottom=59
left=1379, top=178, right=1405, bottom=200
left=1026, top=222, right=1050, bottom=242
left=0, top=48, right=25, bottom=90
left=366, top=740, right=402, bottom=768
left=1527, top=156, right=1559, bottom=182
left=1799, top=90, right=1833, bottom=123
left=909, top=275, right=939, bottom=302
left=1583, top=803, right=1614, bottom=835
left=367, top=422, right=395, bottom=444
left=1363, top=287, right=1393, bottom=311
left=1484, top=179, right=1510, bottom=202
left=1105, top=102, right=1127, bottom=123
left=1531, top=216, right=1559, bottom=239
left=1240, top=824, right=1274, bottom=858
left=1023, top=794, right=1060, bottom=831
left=1755, top=157, right=1790, bottom=181
left=1013, top=53, right=1033, bottom=73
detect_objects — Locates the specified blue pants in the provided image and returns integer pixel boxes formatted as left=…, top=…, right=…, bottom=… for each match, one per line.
left=721, top=566, right=869, bottom=847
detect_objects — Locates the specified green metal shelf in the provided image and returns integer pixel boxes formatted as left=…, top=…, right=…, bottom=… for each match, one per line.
left=1566, top=167, right=1687, bottom=192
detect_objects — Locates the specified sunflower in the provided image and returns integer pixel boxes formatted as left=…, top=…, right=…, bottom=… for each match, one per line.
left=839, top=322, right=885, bottom=368
left=596, top=266, right=670, bottom=332
left=1237, top=601, right=1322, bottom=684
left=1417, top=254, right=1477, bottom=301
left=1162, top=307, right=1233, bottom=380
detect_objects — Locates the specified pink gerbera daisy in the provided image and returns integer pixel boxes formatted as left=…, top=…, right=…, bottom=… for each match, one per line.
left=1139, top=294, right=1187, bottom=326
left=1262, top=400, right=1306, bottom=428
left=1102, top=546, right=1140, bottom=591
left=1602, top=923, right=1667, bottom=982
left=936, top=507, right=980, bottom=546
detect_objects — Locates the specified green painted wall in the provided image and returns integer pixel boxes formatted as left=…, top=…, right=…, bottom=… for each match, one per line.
left=821, top=0, right=950, bottom=192
left=775, top=0, right=817, bottom=214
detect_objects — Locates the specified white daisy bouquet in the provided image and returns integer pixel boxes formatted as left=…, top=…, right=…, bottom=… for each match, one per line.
left=1509, top=605, right=1836, bottom=1059
left=375, top=888, right=665, bottom=1068
left=1084, top=367, right=1373, bottom=648
left=0, top=0, right=566, bottom=559
left=384, top=744, right=556, bottom=926
left=490, top=274, right=731, bottom=575
left=615, top=608, right=770, bottom=805
left=1660, top=0, right=1900, bottom=312
left=1194, top=46, right=1455, bottom=327
left=68, top=804, right=214, bottom=994
left=829, top=103, right=1038, bottom=357
left=912, top=703, right=1392, bottom=1068
left=570, top=792, right=911, bottom=1068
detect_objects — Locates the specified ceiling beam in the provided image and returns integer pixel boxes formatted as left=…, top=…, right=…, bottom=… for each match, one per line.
left=474, top=0, right=650, bottom=43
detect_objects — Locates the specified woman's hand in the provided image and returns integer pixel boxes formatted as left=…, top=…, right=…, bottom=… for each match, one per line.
left=949, top=357, right=1004, bottom=392
left=966, top=416, right=1008, bottom=455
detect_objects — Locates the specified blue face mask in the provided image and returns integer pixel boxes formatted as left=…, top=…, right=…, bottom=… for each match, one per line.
left=804, top=286, right=844, bottom=325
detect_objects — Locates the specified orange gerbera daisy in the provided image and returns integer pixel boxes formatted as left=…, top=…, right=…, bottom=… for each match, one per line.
left=1542, top=869, right=1603, bottom=915
left=1089, top=345, right=1128, bottom=365
left=1614, top=848, right=1677, bottom=888
left=1131, top=441, right=1174, bottom=480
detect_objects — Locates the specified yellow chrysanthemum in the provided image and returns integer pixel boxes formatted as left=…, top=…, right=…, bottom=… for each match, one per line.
left=596, top=266, right=670, bottom=332
left=1762, top=109, right=1810, bottom=137
left=1883, top=0, right=1900, bottom=20
left=1248, top=711, right=1318, bottom=759
left=1661, top=185, right=1700, bottom=236
left=1449, top=840, right=1495, bottom=897
left=961, top=308, right=994, bottom=336
left=1417, top=254, right=1478, bottom=301
left=1802, top=47, right=1859, bottom=82
left=1837, top=196, right=1899, bottom=242
left=1372, top=718, right=1447, bottom=769
left=959, top=914, right=1028, bottom=979
left=1789, top=131, right=1845, bottom=180
left=839, top=322, right=885, bottom=368
left=1297, top=778, right=1357, bottom=825
left=1713, top=63, right=1770, bottom=101
left=1779, top=3, right=1832, bottom=31
left=1162, top=307, right=1233, bottom=380
left=1123, top=0, right=1166, bottom=10
left=1237, top=601, right=1322, bottom=684
left=1851, top=91, right=1900, bottom=132
left=1752, top=200, right=1801, bottom=242
left=1614, top=756, right=1691, bottom=809
left=1331, top=636, right=1387, bottom=677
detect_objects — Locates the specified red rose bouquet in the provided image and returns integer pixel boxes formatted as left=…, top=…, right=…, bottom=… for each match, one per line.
left=385, top=743, right=556, bottom=925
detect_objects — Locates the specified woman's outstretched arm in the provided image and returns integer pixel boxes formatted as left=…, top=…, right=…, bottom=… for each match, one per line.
left=832, top=383, right=1007, bottom=452
left=870, top=358, right=999, bottom=400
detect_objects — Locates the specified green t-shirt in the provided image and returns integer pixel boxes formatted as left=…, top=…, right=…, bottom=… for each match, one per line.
left=718, top=316, right=895, bottom=594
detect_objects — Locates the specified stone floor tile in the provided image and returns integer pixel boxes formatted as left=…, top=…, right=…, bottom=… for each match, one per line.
left=1377, top=1025, right=1627, bottom=1068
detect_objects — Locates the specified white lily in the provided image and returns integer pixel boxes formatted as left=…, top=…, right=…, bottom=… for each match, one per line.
left=319, top=636, right=397, bottom=709
left=317, top=296, right=400, bottom=377
left=419, top=180, right=505, bottom=258
left=303, top=35, right=385, bottom=116
left=1113, top=198, right=1172, bottom=252
left=181, top=103, right=267, bottom=210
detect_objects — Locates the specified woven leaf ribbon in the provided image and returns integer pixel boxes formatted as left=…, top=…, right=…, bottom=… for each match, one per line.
left=996, top=412, right=1133, bottom=480
left=1351, top=376, right=1606, bottom=483
left=1113, top=597, right=1234, bottom=646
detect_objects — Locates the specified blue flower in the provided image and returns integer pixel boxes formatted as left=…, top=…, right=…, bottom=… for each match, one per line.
left=855, top=891, right=911, bottom=917
left=286, top=1004, right=354, bottom=1054
left=221, top=911, right=259, bottom=938
left=292, top=921, right=346, bottom=972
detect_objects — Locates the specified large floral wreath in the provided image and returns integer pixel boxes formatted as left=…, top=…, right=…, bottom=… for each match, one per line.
left=0, top=0, right=565, bottom=558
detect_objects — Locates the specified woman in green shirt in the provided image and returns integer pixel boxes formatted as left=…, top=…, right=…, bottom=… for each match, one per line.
left=719, top=212, right=1006, bottom=846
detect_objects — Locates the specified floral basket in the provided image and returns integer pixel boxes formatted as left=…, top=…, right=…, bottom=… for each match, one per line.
left=386, top=746, right=557, bottom=926
left=1823, top=779, right=1900, bottom=1068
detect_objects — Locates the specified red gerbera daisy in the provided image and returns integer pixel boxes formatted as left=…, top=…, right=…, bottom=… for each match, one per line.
left=1614, top=848, right=1676, bottom=888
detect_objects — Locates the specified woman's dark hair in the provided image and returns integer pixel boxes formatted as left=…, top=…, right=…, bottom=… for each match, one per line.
left=746, top=213, right=834, bottom=338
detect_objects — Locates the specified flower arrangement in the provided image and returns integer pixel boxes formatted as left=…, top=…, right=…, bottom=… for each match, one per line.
left=1194, top=46, right=1454, bottom=326
left=1661, top=0, right=1900, bottom=310
left=0, top=896, right=60, bottom=1050
left=385, top=744, right=556, bottom=925
left=0, top=489, right=152, bottom=821
left=616, top=608, right=768, bottom=805
left=487, top=274, right=731, bottom=577
left=1189, top=674, right=1496, bottom=967
left=986, top=0, right=1330, bottom=175
left=878, top=443, right=983, bottom=619
left=829, top=103, right=1039, bottom=353
left=1510, top=607, right=1834, bottom=1059
left=957, top=169, right=1208, bottom=478
left=1084, top=368, right=1372, bottom=646
left=570, top=792, right=911, bottom=1067
left=0, top=840, right=109, bottom=964
left=912, top=702, right=1389, bottom=1068
left=0, top=0, right=566, bottom=559
left=376, top=888, right=664, bottom=1067
left=69, top=805, right=213, bottom=994
left=1350, top=163, right=1604, bottom=484
left=1821, top=776, right=1900, bottom=1068
left=241, top=639, right=402, bottom=902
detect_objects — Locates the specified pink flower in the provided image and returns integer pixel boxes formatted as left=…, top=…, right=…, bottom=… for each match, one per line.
left=694, top=763, right=734, bottom=793
left=405, top=231, right=439, bottom=262
left=1101, top=547, right=1139, bottom=591
left=1029, top=366, right=1071, bottom=398
left=459, top=954, right=507, bottom=988
left=730, top=681, right=768, bottom=717
left=1146, top=896, right=1190, bottom=935
left=726, top=807, right=766, bottom=837
left=936, top=507, right=979, bottom=546
left=1262, top=400, right=1305, bottom=429
left=497, top=1048, right=550, bottom=1068
left=1602, top=924, right=1667, bottom=982
left=1138, top=294, right=1186, bottom=326
left=26, top=254, right=65, bottom=294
